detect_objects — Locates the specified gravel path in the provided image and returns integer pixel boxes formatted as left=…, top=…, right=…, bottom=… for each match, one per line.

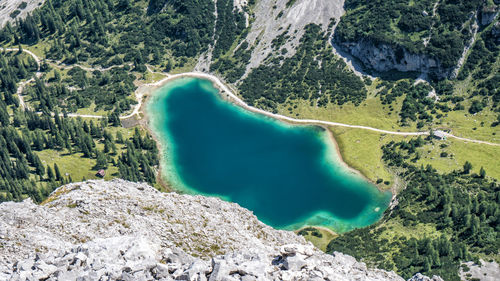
left=8, top=48, right=499, bottom=147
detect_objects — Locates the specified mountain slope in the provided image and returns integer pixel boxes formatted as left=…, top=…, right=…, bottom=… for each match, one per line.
left=0, top=179, right=413, bottom=280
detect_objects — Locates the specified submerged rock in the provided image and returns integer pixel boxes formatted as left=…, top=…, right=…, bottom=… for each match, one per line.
left=0, top=179, right=432, bottom=280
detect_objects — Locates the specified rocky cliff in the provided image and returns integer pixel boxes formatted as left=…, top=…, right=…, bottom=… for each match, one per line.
left=335, top=39, right=449, bottom=78
left=0, top=179, right=438, bottom=280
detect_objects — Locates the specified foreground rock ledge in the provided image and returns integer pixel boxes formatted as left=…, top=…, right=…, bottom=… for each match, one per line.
left=0, top=179, right=435, bottom=280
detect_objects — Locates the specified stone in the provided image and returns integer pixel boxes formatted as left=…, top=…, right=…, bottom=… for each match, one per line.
left=0, top=180, right=438, bottom=281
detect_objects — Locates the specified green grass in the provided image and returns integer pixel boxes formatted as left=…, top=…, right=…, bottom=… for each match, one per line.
left=35, top=125, right=137, bottom=182
left=297, top=227, right=338, bottom=252
left=439, top=109, right=499, bottom=143
left=75, top=103, right=109, bottom=116
left=329, top=127, right=406, bottom=188
left=142, top=71, right=167, bottom=84
left=276, top=82, right=419, bottom=132
left=36, top=149, right=118, bottom=182
left=414, top=138, right=500, bottom=180
left=170, top=57, right=198, bottom=74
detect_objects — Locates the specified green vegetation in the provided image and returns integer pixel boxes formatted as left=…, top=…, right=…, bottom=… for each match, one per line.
left=297, top=226, right=337, bottom=252
left=0, top=0, right=216, bottom=69
left=0, top=43, right=158, bottom=204
left=412, top=138, right=500, bottom=181
left=327, top=137, right=500, bottom=281
left=212, top=0, right=246, bottom=59
left=329, top=127, right=405, bottom=187
left=0, top=105, right=159, bottom=203
left=336, top=0, right=484, bottom=70
left=0, top=3, right=498, bottom=281
left=239, top=24, right=367, bottom=112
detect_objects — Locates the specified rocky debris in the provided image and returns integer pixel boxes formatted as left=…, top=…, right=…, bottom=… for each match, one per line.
left=407, top=273, right=443, bottom=281
left=0, top=179, right=432, bottom=280
left=459, top=259, right=500, bottom=281
left=0, top=180, right=302, bottom=264
left=237, top=0, right=344, bottom=78
left=0, top=0, right=45, bottom=27
left=5, top=238, right=406, bottom=281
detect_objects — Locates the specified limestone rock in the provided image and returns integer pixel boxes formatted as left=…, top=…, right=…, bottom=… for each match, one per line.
left=0, top=179, right=433, bottom=280
left=335, top=39, right=451, bottom=79
left=0, top=0, right=45, bottom=27
left=407, top=273, right=444, bottom=281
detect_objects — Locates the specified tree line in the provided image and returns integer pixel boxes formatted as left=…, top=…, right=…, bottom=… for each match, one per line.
left=238, top=24, right=367, bottom=112
left=327, top=137, right=499, bottom=281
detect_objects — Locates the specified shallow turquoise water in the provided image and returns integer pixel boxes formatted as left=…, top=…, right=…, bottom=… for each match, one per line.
left=147, top=77, right=391, bottom=232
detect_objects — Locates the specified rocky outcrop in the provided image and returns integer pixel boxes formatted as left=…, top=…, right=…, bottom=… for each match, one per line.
left=0, top=180, right=430, bottom=280
left=0, top=0, right=45, bottom=27
left=407, top=273, right=443, bottom=281
left=459, top=259, right=500, bottom=281
left=335, top=39, right=451, bottom=79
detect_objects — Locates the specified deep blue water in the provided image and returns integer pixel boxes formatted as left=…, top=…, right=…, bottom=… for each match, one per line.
left=147, top=77, right=391, bottom=232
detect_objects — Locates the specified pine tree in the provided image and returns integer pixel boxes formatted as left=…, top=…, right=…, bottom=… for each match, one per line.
left=479, top=167, right=486, bottom=178
left=463, top=161, right=472, bottom=174
left=46, top=165, right=54, bottom=181
left=95, top=151, right=108, bottom=170
left=54, top=163, right=61, bottom=181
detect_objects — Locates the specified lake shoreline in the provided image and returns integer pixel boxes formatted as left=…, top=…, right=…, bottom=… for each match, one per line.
left=143, top=75, right=391, bottom=232
left=140, top=72, right=387, bottom=193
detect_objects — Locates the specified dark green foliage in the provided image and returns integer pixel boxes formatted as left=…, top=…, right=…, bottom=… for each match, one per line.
left=117, top=128, right=158, bottom=184
left=0, top=109, right=159, bottom=203
left=297, top=227, right=323, bottom=238
left=18, top=2, right=28, bottom=10
left=0, top=57, right=158, bottom=202
left=377, top=80, right=440, bottom=126
left=463, top=161, right=472, bottom=174
left=10, top=10, right=21, bottom=19
left=327, top=140, right=500, bottom=281
left=0, top=51, right=37, bottom=97
left=336, top=0, right=486, bottom=72
left=2, top=0, right=215, bottom=65
left=468, top=100, right=486, bottom=114
left=285, top=0, right=297, bottom=8
left=212, top=0, right=246, bottom=59
left=239, top=24, right=367, bottom=111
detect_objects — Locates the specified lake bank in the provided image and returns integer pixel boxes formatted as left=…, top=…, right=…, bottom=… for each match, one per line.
left=139, top=72, right=385, bottom=190
left=145, top=77, right=392, bottom=233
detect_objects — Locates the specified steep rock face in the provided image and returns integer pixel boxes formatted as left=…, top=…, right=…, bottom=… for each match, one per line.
left=336, top=39, right=450, bottom=79
left=0, top=179, right=412, bottom=280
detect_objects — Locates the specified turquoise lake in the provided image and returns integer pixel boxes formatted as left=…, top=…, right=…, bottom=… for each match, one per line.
left=147, top=77, right=392, bottom=232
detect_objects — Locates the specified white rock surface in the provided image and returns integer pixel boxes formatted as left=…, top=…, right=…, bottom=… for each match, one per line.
left=0, top=0, right=45, bottom=27
left=0, top=179, right=427, bottom=280
left=242, top=0, right=344, bottom=77
left=338, top=39, right=450, bottom=78
left=459, top=259, right=500, bottom=281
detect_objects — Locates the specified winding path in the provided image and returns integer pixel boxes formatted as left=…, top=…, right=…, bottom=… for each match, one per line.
left=5, top=48, right=499, bottom=147
left=167, top=72, right=499, bottom=146
left=5, top=48, right=42, bottom=110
